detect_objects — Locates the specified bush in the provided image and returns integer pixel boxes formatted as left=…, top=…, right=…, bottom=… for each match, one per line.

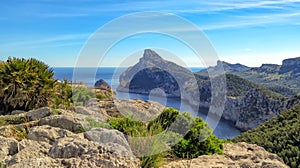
left=109, top=108, right=224, bottom=167
left=0, top=57, right=55, bottom=112
left=71, top=86, right=95, bottom=106
left=52, top=79, right=73, bottom=109
left=171, top=114, right=223, bottom=158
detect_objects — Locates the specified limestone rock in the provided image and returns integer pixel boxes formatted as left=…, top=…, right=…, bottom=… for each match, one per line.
left=75, top=105, right=108, bottom=122
left=2, top=125, right=140, bottom=168
left=0, top=136, right=18, bottom=159
left=27, top=125, right=75, bottom=144
left=114, top=99, right=165, bottom=122
left=39, top=115, right=83, bottom=133
left=26, top=107, right=52, bottom=120
left=84, top=128, right=133, bottom=156
left=161, top=142, right=288, bottom=168
left=11, top=110, right=25, bottom=115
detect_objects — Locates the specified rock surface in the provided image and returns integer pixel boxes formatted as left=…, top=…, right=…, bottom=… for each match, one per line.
left=84, top=128, right=134, bottom=156
left=1, top=125, right=140, bottom=168
left=114, top=99, right=165, bottom=122
left=161, top=142, right=288, bottom=168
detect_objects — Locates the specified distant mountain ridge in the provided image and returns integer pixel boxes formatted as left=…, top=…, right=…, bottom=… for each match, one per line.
left=199, top=57, right=300, bottom=96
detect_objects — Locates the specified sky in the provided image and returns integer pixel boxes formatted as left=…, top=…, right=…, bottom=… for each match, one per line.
left=0, top=0, right=300, bottom=67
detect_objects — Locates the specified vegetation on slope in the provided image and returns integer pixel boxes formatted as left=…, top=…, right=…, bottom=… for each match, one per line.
left=198, top=58, right=300, bottom=97
left=195, top=73, right=285, bottom=100
left=233, top=104, right=300, bottom=168
left=109, top=108, right=224, bottom=167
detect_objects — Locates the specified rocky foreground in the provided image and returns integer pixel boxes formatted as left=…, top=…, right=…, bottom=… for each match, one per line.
left=0, top=99, right=288, bottom=167
left=162, top=142, right=288, bottom=168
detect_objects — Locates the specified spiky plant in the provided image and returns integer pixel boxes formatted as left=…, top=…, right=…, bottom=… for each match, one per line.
left=0, top=57, right=55, bottom=112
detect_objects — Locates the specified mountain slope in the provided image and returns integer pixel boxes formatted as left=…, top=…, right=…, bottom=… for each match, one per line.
left=233, top=102, right=300, bottom=168
left=198, top=57, right=300, bottom=96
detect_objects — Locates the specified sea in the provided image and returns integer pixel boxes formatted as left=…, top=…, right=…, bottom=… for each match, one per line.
left=53, top=67, right=241, bottom=139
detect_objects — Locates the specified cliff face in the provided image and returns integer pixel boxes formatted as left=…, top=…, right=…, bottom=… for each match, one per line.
left=118, top=49, right=300, bottom=131
left=223, top=90, right=299, bottom=131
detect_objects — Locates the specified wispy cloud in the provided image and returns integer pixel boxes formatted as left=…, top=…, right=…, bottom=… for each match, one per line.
left=0, top=33, right=90, bottom=49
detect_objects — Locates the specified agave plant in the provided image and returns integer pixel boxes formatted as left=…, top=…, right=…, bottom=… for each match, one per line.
left=0, top=57, right=56, bottom=112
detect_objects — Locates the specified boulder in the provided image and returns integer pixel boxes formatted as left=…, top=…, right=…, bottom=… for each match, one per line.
left=84, top=128, right=133, bottom=156
left=26, top=107, right=52, bottom=120
left=11, top=110, right=25, bottom=115
left=74, top=106, right=108, bottom=122
left=39, top=115, right=83, bottom=133
left=27, top=125, right=75, bottom=145
left=114, top=99, right=165, bottom=122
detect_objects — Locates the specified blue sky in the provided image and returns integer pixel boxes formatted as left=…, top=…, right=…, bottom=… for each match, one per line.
left=0, top=0, right=300, bottom=67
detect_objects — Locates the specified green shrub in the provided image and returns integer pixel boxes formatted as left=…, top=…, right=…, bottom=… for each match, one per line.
left=109, top=108, right=224, bottom=166
left=171, top=115, right=223, bottom=158
left=148, top=108, right=179, bottom=131
left=109, top=117, right=147, bottom=137
left=84, top=117, right=111, bottom=130
left=72, top=86, right=95, bottom=106
left=52, top=79, right=73, bottom=109
left=0, top=114, right=29, bottom=127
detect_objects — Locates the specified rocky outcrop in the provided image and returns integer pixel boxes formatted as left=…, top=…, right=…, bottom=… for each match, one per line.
left=113, top=99, right=165, bottom=122
left=1, top=125, right=140, bottom=168
left=39, top=115, right=83, bottom=133
left=161, top=142, right=288, bottom=168
left=95, top=79, right=111, bottom=89
left=84, top=128, right=134, bottom=156
left=279, top=57, right=300, bottom=76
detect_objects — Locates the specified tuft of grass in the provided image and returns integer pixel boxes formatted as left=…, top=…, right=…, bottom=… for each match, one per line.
left=84, top=117, right=111, bottom=131
left=6, top=124, right=30, bottom=141
left=0, top=114, right=29, bottom=127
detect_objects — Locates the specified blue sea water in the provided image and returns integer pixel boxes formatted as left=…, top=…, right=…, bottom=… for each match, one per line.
left=53, top=67, right=241, bottom=139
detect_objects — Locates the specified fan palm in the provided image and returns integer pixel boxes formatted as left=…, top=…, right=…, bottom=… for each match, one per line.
left=0, top=57, right=56, bottom=112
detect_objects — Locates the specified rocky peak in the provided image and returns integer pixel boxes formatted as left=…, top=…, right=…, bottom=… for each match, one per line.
left=282, top=57, right=300, bottom=66
left=279, top=57, right=300, bottom=75
left=142, top=49, right=163, bottom=61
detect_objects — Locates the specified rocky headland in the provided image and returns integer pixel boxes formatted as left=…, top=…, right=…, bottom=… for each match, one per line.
left=118, top=49, right=300, bottom=131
